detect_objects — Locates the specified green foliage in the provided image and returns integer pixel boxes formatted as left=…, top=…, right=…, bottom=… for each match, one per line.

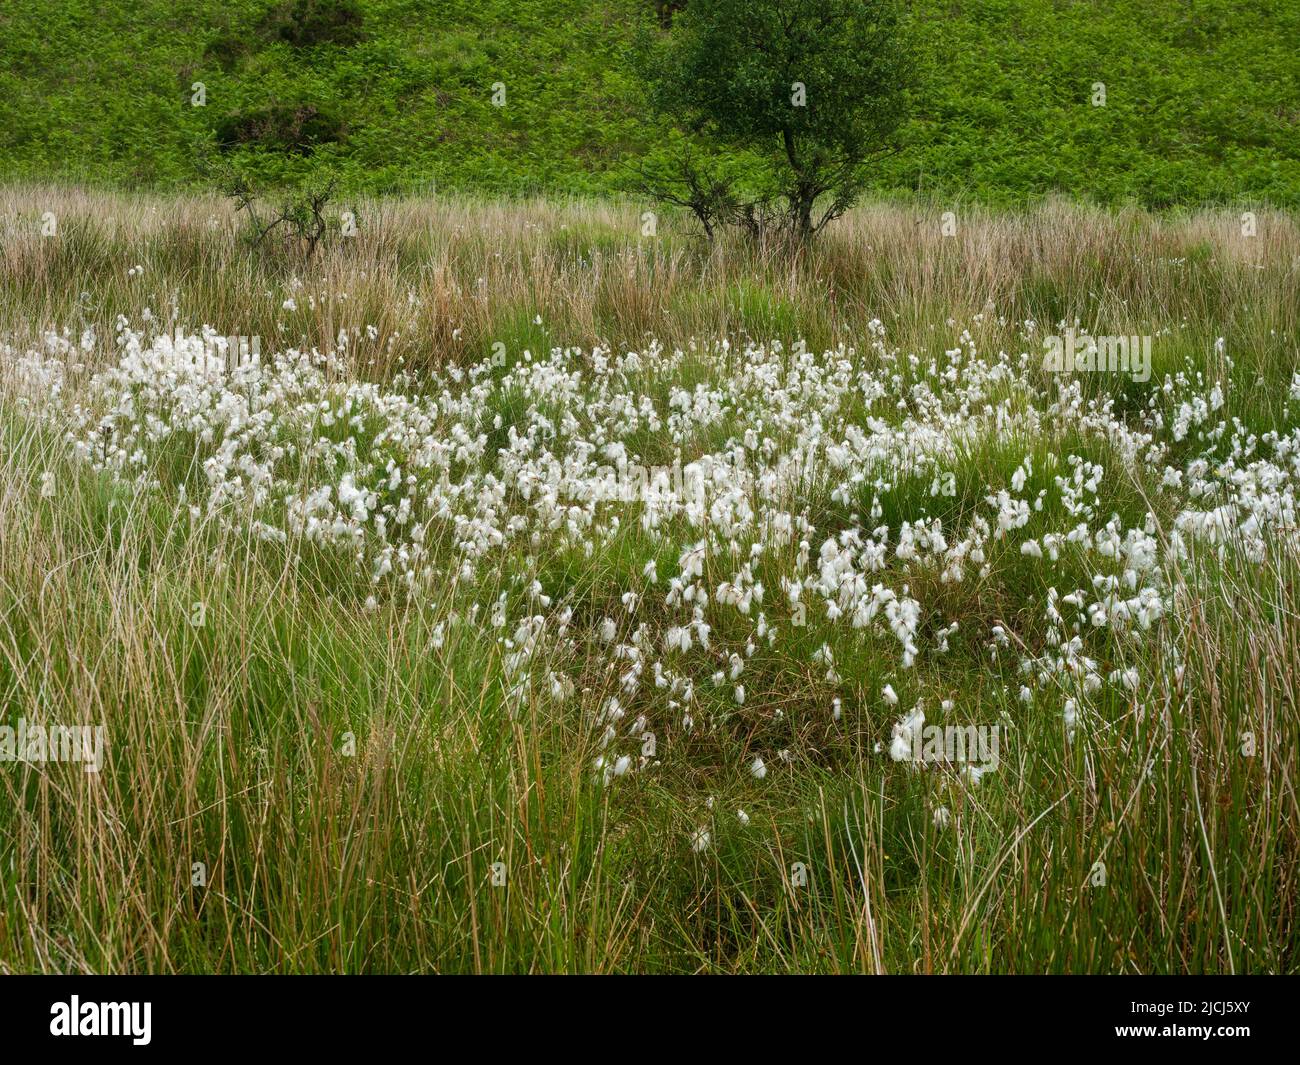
left=214, top=101, right=348, bottom=154
left=0, top=1, right=1296, bottom=204
left=628, top=132, right=764, bottom=242
left=644, top=0, right=914, bottom=238
left=218, top=167, right=343, bottom=259
left=261, top=0, right=366, bottom=49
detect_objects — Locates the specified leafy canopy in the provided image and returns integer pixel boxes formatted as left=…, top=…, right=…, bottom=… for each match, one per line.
left=647, top=0, right=915, bottom=237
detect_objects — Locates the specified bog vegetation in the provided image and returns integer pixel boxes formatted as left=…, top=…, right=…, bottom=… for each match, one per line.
left=0, top=188, right=1297, bottom=972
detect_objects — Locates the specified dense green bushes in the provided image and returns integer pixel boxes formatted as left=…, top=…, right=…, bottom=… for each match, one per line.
left=1, top=0, right=1297, bottom=205
left=261, top=0, right=366, bottom=49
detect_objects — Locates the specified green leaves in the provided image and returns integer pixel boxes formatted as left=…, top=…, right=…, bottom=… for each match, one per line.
left=643, top=0, right=915, bottom=240
left=0, top=1, right=1297, bottom=204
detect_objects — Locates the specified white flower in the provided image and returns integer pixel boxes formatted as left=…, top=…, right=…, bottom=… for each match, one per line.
left=889, top=704, right=925, bottom=762
left=750, top=756, right=766, bottom=779
left=736, top=809, right=750, bottom=825
left=1064, top=698, right=1078, bottom=740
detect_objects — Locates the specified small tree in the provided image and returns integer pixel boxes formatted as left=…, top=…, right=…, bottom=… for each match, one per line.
left=647, top=0, right=913, bottom=243
left=629, top=135, right=767, bottom=245
left=208, top=162, right=341, bottom=261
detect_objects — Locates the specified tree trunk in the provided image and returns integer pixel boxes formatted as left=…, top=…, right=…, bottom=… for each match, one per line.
left=794, top=190, right=815, bottom=243
left=781, top=127, right=815, bottom=243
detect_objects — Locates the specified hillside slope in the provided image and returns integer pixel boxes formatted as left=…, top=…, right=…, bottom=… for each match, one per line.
left=2, top=0, right=1298, bottom=205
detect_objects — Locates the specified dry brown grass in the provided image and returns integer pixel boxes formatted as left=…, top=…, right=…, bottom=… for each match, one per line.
left=2, top=185, right=1296, bottom=378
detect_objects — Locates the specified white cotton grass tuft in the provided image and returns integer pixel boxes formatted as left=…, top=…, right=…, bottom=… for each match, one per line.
left=889, top=703, right=925, bottom=762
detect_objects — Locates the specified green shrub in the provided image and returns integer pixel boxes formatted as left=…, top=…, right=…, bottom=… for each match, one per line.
left=215, top=102, right=348, bottom=155
left=261, top=0, right=366, bottom=49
